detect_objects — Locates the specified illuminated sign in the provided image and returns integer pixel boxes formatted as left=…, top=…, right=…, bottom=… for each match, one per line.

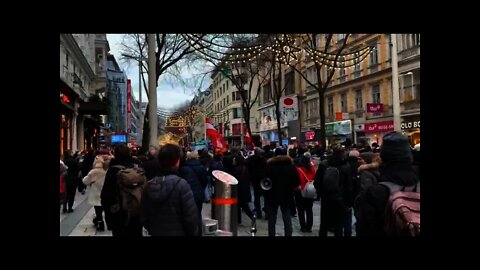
left=165, top=116, right=187, bottom=127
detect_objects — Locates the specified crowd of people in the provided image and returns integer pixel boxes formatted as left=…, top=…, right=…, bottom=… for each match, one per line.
left=59, top=131, right=420, bottom=237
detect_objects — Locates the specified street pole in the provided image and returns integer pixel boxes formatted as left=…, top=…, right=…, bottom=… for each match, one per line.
left=147, top=33, right=158, bottom=147
left=240, top=111, right=244, bottom=149
left=391, top=34, right=401, bottom=132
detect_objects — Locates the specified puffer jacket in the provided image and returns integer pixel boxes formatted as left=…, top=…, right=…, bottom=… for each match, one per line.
left=141, top=174, right=199, bottom=236
left=82, top=163, right=106, bottom=206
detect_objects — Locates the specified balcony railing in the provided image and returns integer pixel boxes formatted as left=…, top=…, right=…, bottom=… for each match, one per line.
left=399, top=46, right=420, bottom=62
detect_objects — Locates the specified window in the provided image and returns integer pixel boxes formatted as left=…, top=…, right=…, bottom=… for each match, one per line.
left=328, top=96, right=334, bottom=117
left=370, top=44, right=378, bottom=66
left=66, top=53, right=69, bottom=67
left=227, top=95, right=229, bottom=104
left=307, top=66, right=317, bottom=84
left=353, top=51, right=361, bottom=73
left=341, top=93, right=347, bottom=112
left=226, top=80, right=229, bottom=89
left=355, top=89, right=363, bottom=110
left=285, top=71, right=294, bottom=95
left=73, top=63, right=76, bottom=74
left=372, top=84, right=381, bottom=104
left=401, top=73, right=415, bottom=102
left=306, top=98, right=319, bottom=119
left=232, top=123, right=241, bottom=135
left=233, top=108, right=242, bottom=119
left=232, top=92, right=235, bottom=101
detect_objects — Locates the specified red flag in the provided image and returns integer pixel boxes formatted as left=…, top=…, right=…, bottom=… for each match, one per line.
left=245, top=129, right=254, bottom=148
left=205, top=118, right=228, bottom=153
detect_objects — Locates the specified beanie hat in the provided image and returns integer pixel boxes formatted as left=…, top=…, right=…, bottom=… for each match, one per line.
left=380, top=131, right=412, bottom=164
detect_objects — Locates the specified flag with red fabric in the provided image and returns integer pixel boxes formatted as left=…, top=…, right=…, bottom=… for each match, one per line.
left=205, top=118, right=228, bottom=153
left=245, top=129, right=254, bottom=149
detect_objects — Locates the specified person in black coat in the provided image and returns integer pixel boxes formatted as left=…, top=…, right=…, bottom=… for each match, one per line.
left=354, top=131, right=419, bottom=236
left=100, top=143, right=142, bottom=237
left=179, top=152, right=208, bottom=218
left=246, top=148, right=267, bottom=218
left=264, top=155, right=300, bottom=237
left=62, top=149, right=80, bottom=213
left=314, top=147, right=353, bottom=237
left=233, top=152, right=255, bottom=224
left=141, top=144, right=200, bottom=236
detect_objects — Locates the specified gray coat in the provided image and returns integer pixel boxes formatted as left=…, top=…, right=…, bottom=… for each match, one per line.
left=141, top=174, right=200, bottom=236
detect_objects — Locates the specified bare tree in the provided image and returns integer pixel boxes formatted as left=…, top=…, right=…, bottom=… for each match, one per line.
left=120, top=33, right=208, bottom=153
left=287, top=34, right=351, bottom=149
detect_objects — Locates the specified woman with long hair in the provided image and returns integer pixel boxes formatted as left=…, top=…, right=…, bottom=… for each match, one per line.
left=294, top=152, right=317, bottom=233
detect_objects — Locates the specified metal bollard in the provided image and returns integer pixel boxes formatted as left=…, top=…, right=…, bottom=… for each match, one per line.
left=211, top=170, right=238, bottom=236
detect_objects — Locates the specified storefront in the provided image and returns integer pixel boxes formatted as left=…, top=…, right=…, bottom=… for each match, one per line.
left=401, top=115, right=420, bottom=146
left=364, top=120, right=394, bottom=146
left=325, top=120, right=353, bottom=148
left=60, top=80, right=78, bottom=157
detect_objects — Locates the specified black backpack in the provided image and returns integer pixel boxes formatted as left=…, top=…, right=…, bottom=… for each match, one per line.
left=321, top=165, right=341, bottom=200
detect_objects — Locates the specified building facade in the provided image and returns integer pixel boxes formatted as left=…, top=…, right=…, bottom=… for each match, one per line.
left=60, top=34, right=109, bottom=156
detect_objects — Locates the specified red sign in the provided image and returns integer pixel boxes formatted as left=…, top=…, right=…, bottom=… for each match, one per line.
left=365, top=120, right=394, bottom=133
left=367, top=103, right=384, bottom=113
left=305, top=131, right=315, bottom=140
left=283, top=97, right=294, bottom=106
left=127, top=79, right=132, bottom=113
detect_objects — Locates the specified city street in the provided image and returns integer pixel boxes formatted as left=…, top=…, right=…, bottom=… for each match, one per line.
left=60, top=188, right=356, bottom=237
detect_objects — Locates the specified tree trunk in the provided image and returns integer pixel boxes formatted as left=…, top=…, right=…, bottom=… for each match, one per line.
left=275, top=102, right=282, bottom=147
left=318, top=85, right=326, bottom=150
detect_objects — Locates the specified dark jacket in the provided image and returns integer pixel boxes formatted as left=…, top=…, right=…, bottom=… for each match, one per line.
left=179, top=161, right=205, bottom=205
left=100, top=158, right=135, bottom=231
left=185, top=159, right=209, bottom=189
left=141, top=157, right=161, bottom=180
left=246, top=154, right=267, bottom=186
left=63, top=156, right=80, bottom=185
left=354, top=162, right=419, bottom=236
left=264, top=156, right=300, bottom=207
left=233, top=164, right=251, bottom=204
left=141, top=174, right=199, bottom=236
left=314, top=157, right=354, bottom=207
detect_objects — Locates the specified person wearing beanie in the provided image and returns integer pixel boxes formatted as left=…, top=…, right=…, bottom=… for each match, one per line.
left=354, top=131, right=419, bottom=236
left=141, top=144, right=200, bottom=236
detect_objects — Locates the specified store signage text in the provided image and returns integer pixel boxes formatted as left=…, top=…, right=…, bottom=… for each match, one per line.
left=401, top=121, right=420, bottom=129
left=305, top=131, right=315, bottom=140
left=365, top=120, right=394, bottom=133
left=367, top=103, right=384, bottom=113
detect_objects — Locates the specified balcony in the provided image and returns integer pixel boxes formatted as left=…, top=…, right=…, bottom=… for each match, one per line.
left=352, top=69, right=362, bottom=79
left=399, top=46, right=420, bottom=62
left=401, top=99, right=420, bottom=113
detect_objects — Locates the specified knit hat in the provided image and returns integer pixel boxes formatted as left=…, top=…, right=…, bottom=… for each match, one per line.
left=380, top=131, right=412, bottom=163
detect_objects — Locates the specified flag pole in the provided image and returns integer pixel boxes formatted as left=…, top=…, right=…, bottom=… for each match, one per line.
left=204, top=114, right=207, bottom=143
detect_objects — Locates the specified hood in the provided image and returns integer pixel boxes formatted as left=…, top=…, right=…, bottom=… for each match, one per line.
left=145, top=175, right=180, bottom=204
left=267, top=155, right=293, bottom=166
left=378, top=163, right=418, bottom=187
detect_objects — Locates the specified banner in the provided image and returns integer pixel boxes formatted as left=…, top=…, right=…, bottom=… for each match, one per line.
left=127, top=79, right=132, bottom=113
left=367, top=103, right=384, bottom=113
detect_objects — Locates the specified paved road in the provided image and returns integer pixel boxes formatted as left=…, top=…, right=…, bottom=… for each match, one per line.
left=60, top=189, right=356, bottom=237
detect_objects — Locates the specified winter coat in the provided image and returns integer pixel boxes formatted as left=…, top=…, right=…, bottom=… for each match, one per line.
left=141, top=174, right=200, bottom=236
left=82, top=162, right=106, bottom=206
left=179, top=162, right=205, bottom=205
left=185, top=159, right=209, bottom=189
left=296, top=165, right=316, bottom=191
left=246, top=155, right=267, bottom=185
left=63, top=156, right=80, bottom=185
left=233, top=164, right=252, bottom=204
left=264, top=155, right=300, bottom=207
left=100, top=158, right=135, bottom=231
left=314, top=157, right=354, bottom=207
left=354, top=162, right=419, bottom=237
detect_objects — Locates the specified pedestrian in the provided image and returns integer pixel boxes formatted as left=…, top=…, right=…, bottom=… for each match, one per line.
left=294, top=153, right=317, bottom=233
left=63, top=149, right=80, bottom=213
left=82, top=155, right=107, bottom=231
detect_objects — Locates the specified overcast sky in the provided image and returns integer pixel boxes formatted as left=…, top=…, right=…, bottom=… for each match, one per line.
left=106, top=34, right=211, bottom=111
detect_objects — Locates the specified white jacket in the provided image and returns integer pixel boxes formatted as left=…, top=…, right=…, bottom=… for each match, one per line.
left=82, top=163, right=106, bottom=206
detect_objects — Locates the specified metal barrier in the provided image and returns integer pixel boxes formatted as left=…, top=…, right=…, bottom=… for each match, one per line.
left=211, top=170, right=238, bottom=236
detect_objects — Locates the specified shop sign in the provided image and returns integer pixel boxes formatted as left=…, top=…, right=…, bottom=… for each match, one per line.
left=401, top=121, right=420, bottom=130
left=305, top=131, right=315, bottom=140
left=365, top=120, right=394, bottom=133
left=367, top=103, right=384, bottom=113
